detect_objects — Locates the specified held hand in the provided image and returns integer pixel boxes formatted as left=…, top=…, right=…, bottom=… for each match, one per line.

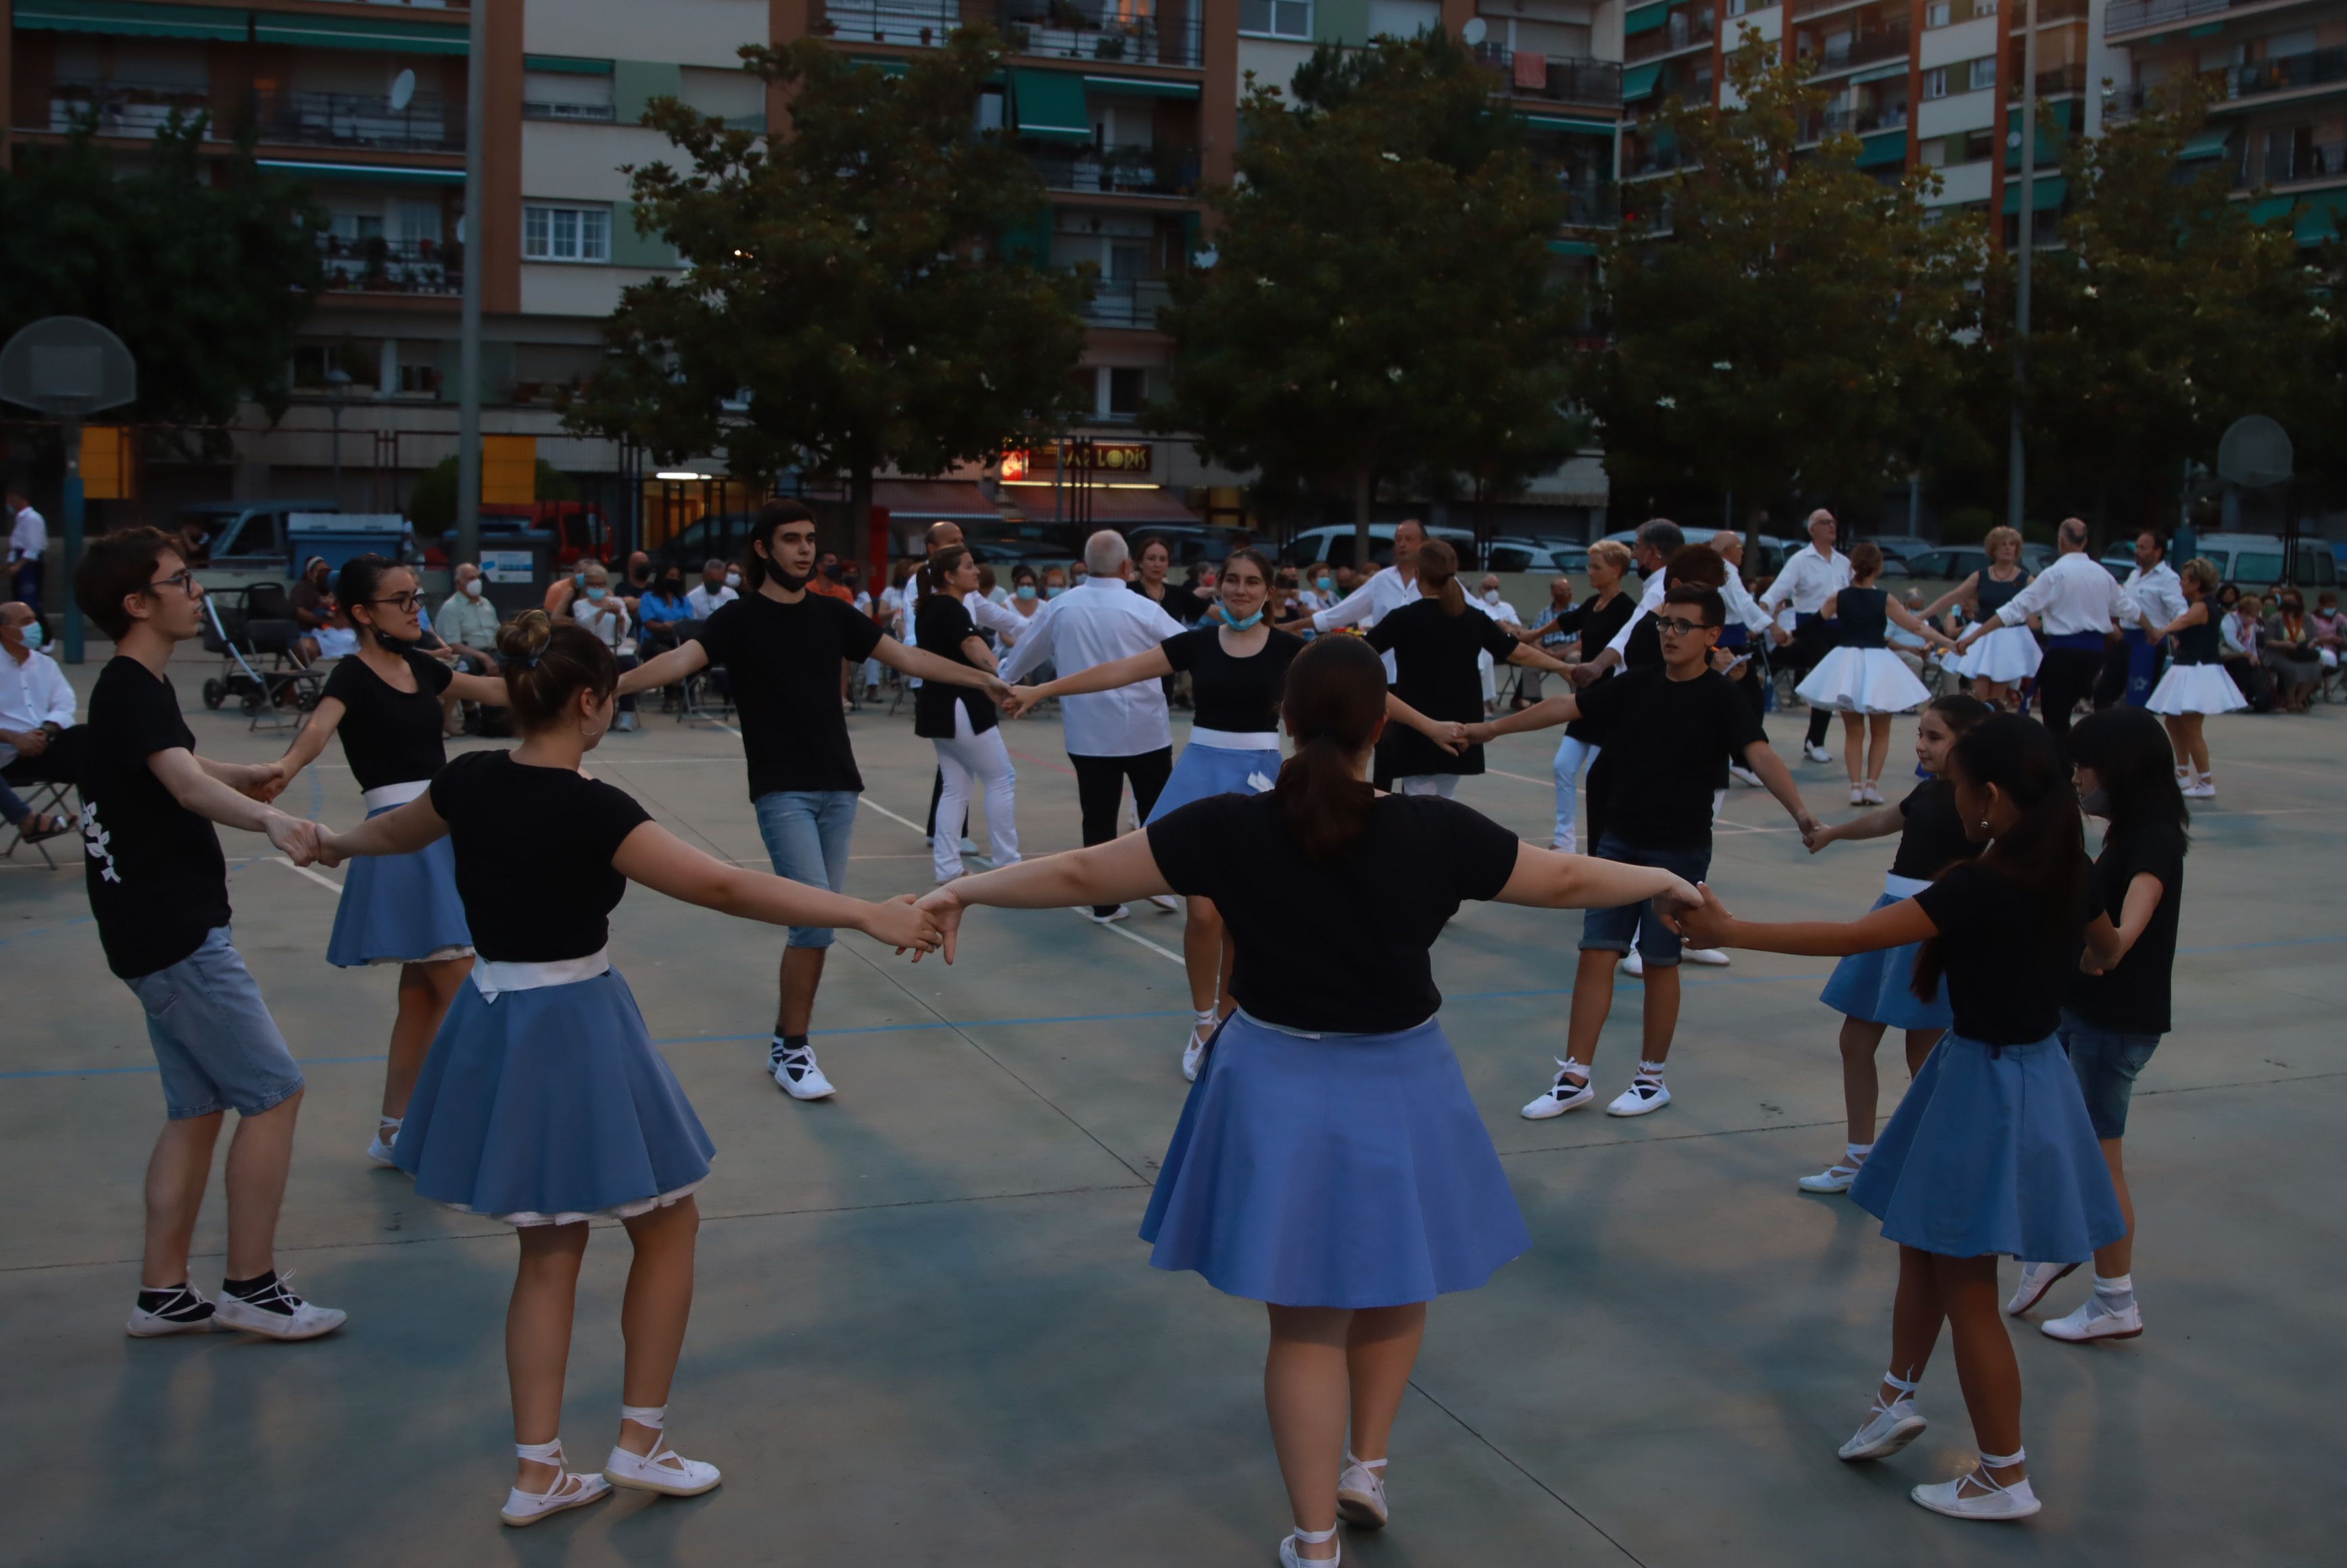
left=1649, top=875, right=1703, bottom=918
left=314, top=828, right=347, bottom=870
left=1569, top=661, right=1603, bottom=690
left=1428, top=720, right=1466, bottom=757
left=1001, top=684, right=1044, bottom=719
left=12, top=728, right=49, bottom=756
left=982, top=674, right=1014, bottom=707
left=865, top=893, right=942, bottom=958
left=1795, top=811, right=1826, bottom=849
left=265, top=812, right=320, bottom=866
left=913, top=885, right=965, bottom=964
left=1662, top=881, right=1734, bottom=948
left=241, top=762, right=288, bottom=804
left=1805, top=818, right=1836, bottom=854
left=2079, top=950, right=2106, bottom=977
left=1461, top=720, right=1497, bottom=746
left=1770, top=625, right=1791, bottom=647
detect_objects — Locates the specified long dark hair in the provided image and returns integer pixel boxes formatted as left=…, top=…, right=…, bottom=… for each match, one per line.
left=917, top=544, right=971, bottom=607
left=1912, top=715, right=2083, bottom=1000
left=2069, top=706, right=2190, bottom=849
left=1416, top=538, right=1468, bottom=616
left=742, top=498, right=815, bottom=589
left=1276, top=636, right=1385, bottom=861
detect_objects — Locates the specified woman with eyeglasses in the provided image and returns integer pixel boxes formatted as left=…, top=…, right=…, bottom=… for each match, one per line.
left=274, top=553, right=511, bottom=1167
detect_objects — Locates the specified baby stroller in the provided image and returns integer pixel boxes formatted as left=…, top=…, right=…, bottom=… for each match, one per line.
left=199, top=583, right=323, bottom=731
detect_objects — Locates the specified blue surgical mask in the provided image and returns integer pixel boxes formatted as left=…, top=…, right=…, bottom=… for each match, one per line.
left=1017, top=584, right=1037, bottom=602
left=1315, top=577, right=1333, bottom=591
left=585, top=585, right=608, bottom=602
left=20, top=622, right=43, bottom=651
left=1224, top=609, right=1265, bottom=631
left=1044, top=585, right=1065, bottom=599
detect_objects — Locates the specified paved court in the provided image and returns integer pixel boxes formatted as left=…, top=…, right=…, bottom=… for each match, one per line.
left=3, top=669, right=2341, bottom=1566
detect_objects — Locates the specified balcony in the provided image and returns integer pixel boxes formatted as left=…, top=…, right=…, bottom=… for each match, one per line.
left=1561, top=183, right=1621, bottom=227
left=1080, top=278, right=1172, bottom=328
left=2240, top=139, right=2347, bottom=186
left=1806, top=24, right=1912, bottom=76
left=2009, top=64, right=2089, bottom=99
left=812, top=1, right=1205, bottom=70
left=1808, top=100, right=1908, bottom=138
left=1626, top=13, right=1716, bottom=64
left=36, top=78, right=208, bottom=137
left=1791, top=0, right=1870, bottom=16
left=2225, top=46, right=2347, bottom=106
left=522, top=99, right=617, bottom=122
left=316, top=235, right=461, bottom=297
left=1472, top=46, right=1626, bottom=109
left=31, top=80, right=464, bottom=153
left=1030, top=143, right=1200, bottom=197
left=1622, top=140, right=1687, bottom=178
left=2104, top=0, right=2281, bottom=38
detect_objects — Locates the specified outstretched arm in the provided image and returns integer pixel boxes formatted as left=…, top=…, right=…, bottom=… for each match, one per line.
left=1743, top=740, right=1822, bottom=843
left=2144, top=601, right=2206, bottom=643
left=913, top=833, right=1171, bottom=962
left=1920, top=572, right=1979, bottom=621
left=1384, top=693, right=1463, bottom=756
left=1492, top=843, right=1699, bottom=912
left=618, top=638, right=711, bottom=696
left=149, top=748, right=314, bottom=862
left=875, top=635, right=1011, bottom=700
left=1885, top=595, right=1956, bottom=650
left=1466, top=693, right=1580, bottom=744
left=275, top=695, right=347, bottom=787
left=1666, top=881, right=1937, bottom=957
left=1505, top=641, right=1573, bottom=674
left=447, top=669, right=509, bottom=706
left=1806, top=798, right=1904, bottom=852
left=1014, top=644, right=1174, bottom=706
left=317, top=791, right=450, bottom=863
left=613, top=821, right=938, bottom=952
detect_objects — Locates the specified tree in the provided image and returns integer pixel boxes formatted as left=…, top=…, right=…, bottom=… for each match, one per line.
left=0, top=116, right=323, bottom=448
left=1148, top=32, right=1582, bottom=563
left=1581, top=36, right=1979, bottom=534
left=406, top=455, right=579, bottom=537
left=565, top=30, right=1089, bottom=538
left=1976, top=84, right=2338, bottom=540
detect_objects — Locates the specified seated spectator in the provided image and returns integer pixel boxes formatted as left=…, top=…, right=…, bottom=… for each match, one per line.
left=621, top=549, right=654, bottom=614
left=569, top=560, right=641, bottom=732
left=1006, top=563, right=1043, bottom=624
left=685, top=556, right=738, bottom=620
left=2310, top=589, right=2346, bottom=675
left=1040, top=564, right=1071, bottom=601
left=434, top=561, right=504, bottom=735
left=637, top=564, right=692, bottom=659
left=0, top=599, right=79, bottom=839
left=2265, top=590, right=2321, bottom=713
left=287, top=554, right=347, bottom=662
left=2222, top=592, right=2266, bottom=704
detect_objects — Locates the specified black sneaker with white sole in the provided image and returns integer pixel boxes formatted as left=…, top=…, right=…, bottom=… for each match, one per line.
left=212, top=1271, right=347, bottom=1340
left=127, top=1283, right=216, bottom=1338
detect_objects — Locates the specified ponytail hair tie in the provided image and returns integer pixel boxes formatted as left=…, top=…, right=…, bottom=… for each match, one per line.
left=516, top=652, right=541, bottom=669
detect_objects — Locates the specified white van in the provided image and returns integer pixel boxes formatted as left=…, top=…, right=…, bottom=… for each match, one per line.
left=2183, top=534, right=2337, bottom=589
left=1280, top=522, right=1477, bottom=572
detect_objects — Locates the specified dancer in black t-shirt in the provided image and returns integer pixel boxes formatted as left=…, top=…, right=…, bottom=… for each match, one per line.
left=923, top=636, right=1697, bottom=1565
left=74, top=529, right=347, bottom=1344
left=274, top=554, right=510, bottom=1167
left=619, top=501, right=1009, bottom=1103
left=322, top=612, right=938, bottom=1525
left=1672, top=716, right=2127, bottom=1522
left=912, top=545, right=1020, bottom=885
left=2008, top=705, right=2189, bottom=1345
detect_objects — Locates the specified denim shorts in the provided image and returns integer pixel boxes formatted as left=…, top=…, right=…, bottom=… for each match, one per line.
left=1578, top=835, right=1712, bottom=967
left=124, top=927, right=305, bottom=1121
left=753, top=789, right=859, bottom=948
left=2058, top=1012, right=2161, bottom=1140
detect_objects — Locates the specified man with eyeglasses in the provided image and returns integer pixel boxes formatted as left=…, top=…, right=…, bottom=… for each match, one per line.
left=1468, top=584, right=1820, bottom=1123
left=72, top=528, right=346, bottom=1343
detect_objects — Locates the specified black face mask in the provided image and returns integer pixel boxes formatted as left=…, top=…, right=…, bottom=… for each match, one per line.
left=765, top=561, right=810, bottom=592
left=662, top=579, right=683, bottom=595
left=629, top=566, right=651, bottom=583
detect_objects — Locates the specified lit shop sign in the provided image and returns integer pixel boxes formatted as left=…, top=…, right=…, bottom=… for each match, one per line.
left=1001, top=442, right=1153, bottom=481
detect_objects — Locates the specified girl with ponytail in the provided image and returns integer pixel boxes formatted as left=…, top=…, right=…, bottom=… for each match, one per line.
left=929, top=633, right=1701, bottom=1565
left=1670, top=714, right=2129, bottom=1523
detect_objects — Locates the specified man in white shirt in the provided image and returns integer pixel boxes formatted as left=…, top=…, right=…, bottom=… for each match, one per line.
left=1307, top=518, right=1427, bottom=669
left=1955, top=516, right=2132, bottom=758
left=1762, top=510, right=1854, bottom=762
left=2102, top=528, right=2187, bottom=710
left=7, top=491, right=47, bottom=622
left=0, top=600, right=79, bottom=824
left=999, top=530, right=1185, bottom=923
left=685, top=558, right=739, bottom=621
left=1708, top=531, right=1778, bottom=727
left=435, top=562, right=502, bottom=672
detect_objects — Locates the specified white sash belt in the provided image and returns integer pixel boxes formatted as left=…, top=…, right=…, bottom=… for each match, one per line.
left=1883, top=872, right=1933, bottom=900
left=1188, top=728, right=1281, bottom=752
left=472, top=948, right=610, bottom=1002
left=362, top=779, right=432, bottom=811
left=1235, top=1005, right=1426, bottom=1041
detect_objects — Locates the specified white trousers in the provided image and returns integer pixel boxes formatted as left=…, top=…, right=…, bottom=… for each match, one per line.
left=1551, top=735, right=1599, bottom=853
left=1394, top=773, right=1459, bottom=799
left=932, top=704, right=1019, bottom=883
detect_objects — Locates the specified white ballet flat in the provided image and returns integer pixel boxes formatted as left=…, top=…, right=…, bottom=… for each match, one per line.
left=1910, top=1467, right=2039, bottom=1520
left=1182, top=1020, right=1215, bottom=1082
left=1336, top=1453, right=1388, bottom=1528
left=1838, top=1398, right=1927, bottom=1461
left=604, top=1406, right=721, bottom=1497
left=1278, top=1525, right=1340, bottom=1566
left=501, top=1440, right=612, bottom=1527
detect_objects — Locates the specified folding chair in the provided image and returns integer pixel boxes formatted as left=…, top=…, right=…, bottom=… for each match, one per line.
left=2, top=773, right=76, bottom=867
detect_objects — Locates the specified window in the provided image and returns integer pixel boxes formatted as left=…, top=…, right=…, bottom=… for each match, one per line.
left=1968, top=57, right=1998, bottom=92
left=1925, top=1, right=1950, bottom=24
left=1239, top=0, right=1311, bottom=39
left=1960, top=127, right=1995, bottom=162
left=1107, top=367, right=1147, bottom=418
left=523, top=203, right=610, bottom=263
left=1924, top=67, right=1947, bottom=99
left=1972, top=0, right=1995, bottom=14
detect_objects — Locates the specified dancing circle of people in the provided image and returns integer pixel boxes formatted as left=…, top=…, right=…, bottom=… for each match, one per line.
left=72, top=499, right=2215, bottom=1550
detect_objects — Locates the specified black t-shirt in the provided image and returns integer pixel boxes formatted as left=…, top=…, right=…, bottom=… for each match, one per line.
left=322, top=649, right=454, bottom=792
left=911, top=595, right=997, bottom=741
left=692, top=591, right=884, bottom=798
left=1161, top=626, right=1304, bottom=735
left=2068, top=820, right=2185, bottom=1035
left=1133, top=579, right=1205, bottom=625
left=1366, top=599, right=1522, bottom=778
left=81, top=658, right=231, bottom=978
left=1572, top=666, right=1765, bottom=849
left=1915, top=858, right=2091, bottom=1045
left=1146, top=791, right=1522, bottom=1033
left=1563, top=592, right=1641, bottom=742
left=429, top=750, right=652, bottom=962
left=1888, top=778, right=1982, bottom=881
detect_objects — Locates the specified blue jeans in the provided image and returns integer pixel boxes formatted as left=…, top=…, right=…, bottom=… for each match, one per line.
left=753, top=789, right=858, bottom=948
left=124, top=927, right=304, bottom=1120
left=2058, top=1010, right=2160, bottom=1140
left=1578, top=835, right=1711, bottom=967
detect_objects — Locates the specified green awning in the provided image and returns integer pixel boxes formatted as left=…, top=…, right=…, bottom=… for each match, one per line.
left=251, top=13, right=468, bottom=54
left=1547, top=239, right=1600, bottom=257
left=1857, top=130, right=1907, bottom=168
left=1083, top=75, right=1201, bottom=99
left=256, top=159, right=466, bottom=185
left=525, top=56, right=615, bottom=76
left=13, top=0, right=248, bottom=42
left=2001, top=174, right=2066, bottom=214
left=2177, top=128, right=2230, bottom=162
left=2005, top=100, right=2074, bottom=169
left=1849, top=62, right=1908, bottom=84
left=1523, top=114, right=1618, bottom=136
left=1624, top=3, right=1670, bottom=35
left=1009, top=68, right=1092, bottom=144
left=1622, top=62, right=1663, bottom=101
left=2252, top=190, right=2347, bottom=245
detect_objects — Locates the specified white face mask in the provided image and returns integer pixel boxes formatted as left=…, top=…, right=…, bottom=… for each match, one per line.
left=725, top=571, right=742, bottom=589
left=462, top=577, right=484, bottom=598
left=1482, top=589, right=1500, bottom=604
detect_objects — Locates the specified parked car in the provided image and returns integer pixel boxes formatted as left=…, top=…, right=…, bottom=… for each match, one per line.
left=2187, top=533, right=2338, bottom=589
left=176, top=501, right=341, bottom=593
left=1859, top=533, right=1937, bottom=563
left=655, top=510, right=760, bottom=574
left=1904, top=543, right=2056, bottom=583
left=1484, top=536, right=1589, bottom=575
left=1281, top=522, right=1478, bottom=572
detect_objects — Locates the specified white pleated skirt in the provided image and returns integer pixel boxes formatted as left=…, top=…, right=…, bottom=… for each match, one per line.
left=2145, top=663, right=2247, bottom=716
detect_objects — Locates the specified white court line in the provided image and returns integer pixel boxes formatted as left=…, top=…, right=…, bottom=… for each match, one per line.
left=1082, top=909, right=1184, bottom=964
left=270, top=856, right=343, bottom=895
left=857, top=795, right=933, bottom=838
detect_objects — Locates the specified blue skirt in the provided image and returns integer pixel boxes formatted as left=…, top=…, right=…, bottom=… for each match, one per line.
left=325, top=806, right=473, bottom=967
left=1145, top=739, right=1282, bottom=825
left=394, top=967, right=715, bottom=1225
left=1818, top=893, right=1951, bottom=1031
left=1850, top=1032, right=2125, bottom=1262
left=1140, top=1012, right=1530, bottom=1307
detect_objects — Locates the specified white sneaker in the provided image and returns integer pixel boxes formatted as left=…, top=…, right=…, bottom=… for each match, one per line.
left=771, top=1042, right=837, bottom=1100
left=1521, top=1060, right=1593, bottom=1119
left=1849, top=785, right=1867, bottom=806
left=1336, top=1454, right=1389, bottom=1528
left=1682, top=946, right=1731, bottom=966
left=1728, top=764, right=1763, bottom=788
left=604, top=1439, right=722, bottom=1497
left=2183, top=779, right=2216, bottom=800
left=1806, top=742, right=1835, bottom=764
left=1086, top=905, right=1131, bottom=924
left=1146, top=893, right=1180, bottom=911
left=212, top=1273, right=346, bottom=1340
left=1862, top=782, right=1885, bottom=805
left=2004, top=1260, right=2076, bottom=1317
left=958, top=835, right=979, bottom=854
left=2041, top=1296, right=2142, bottom=1343
left=126, top=1283, right=216, bottom=1338
left=614, top=712, right=639, bottom=733
left=1837, top=1398, right=1927, bottom=1461
left=365, top=1117, right=399, bottom=1167
left=1910, top=1469, right=2040, bottom=1521
left=1605, top=1071, right=1671, bottom=1117
left=501, top=1444, right=613, bottom=1527
left=1616, top=950, right=1645, bottom=977
left=1797, top=1160, right=1863, bottom=1194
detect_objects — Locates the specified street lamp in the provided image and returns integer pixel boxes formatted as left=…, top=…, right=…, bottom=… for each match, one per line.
left=324, top=366, right=353, bottom=507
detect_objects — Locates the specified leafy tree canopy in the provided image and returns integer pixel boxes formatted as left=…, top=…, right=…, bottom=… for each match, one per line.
left=406, top=454, right=579, bottom=537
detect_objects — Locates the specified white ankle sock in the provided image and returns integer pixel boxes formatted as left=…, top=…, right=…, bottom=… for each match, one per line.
left=2092, top=1273, right=2135, bottom=1312
left=1844, top=1142, right=1872, bottom=1164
